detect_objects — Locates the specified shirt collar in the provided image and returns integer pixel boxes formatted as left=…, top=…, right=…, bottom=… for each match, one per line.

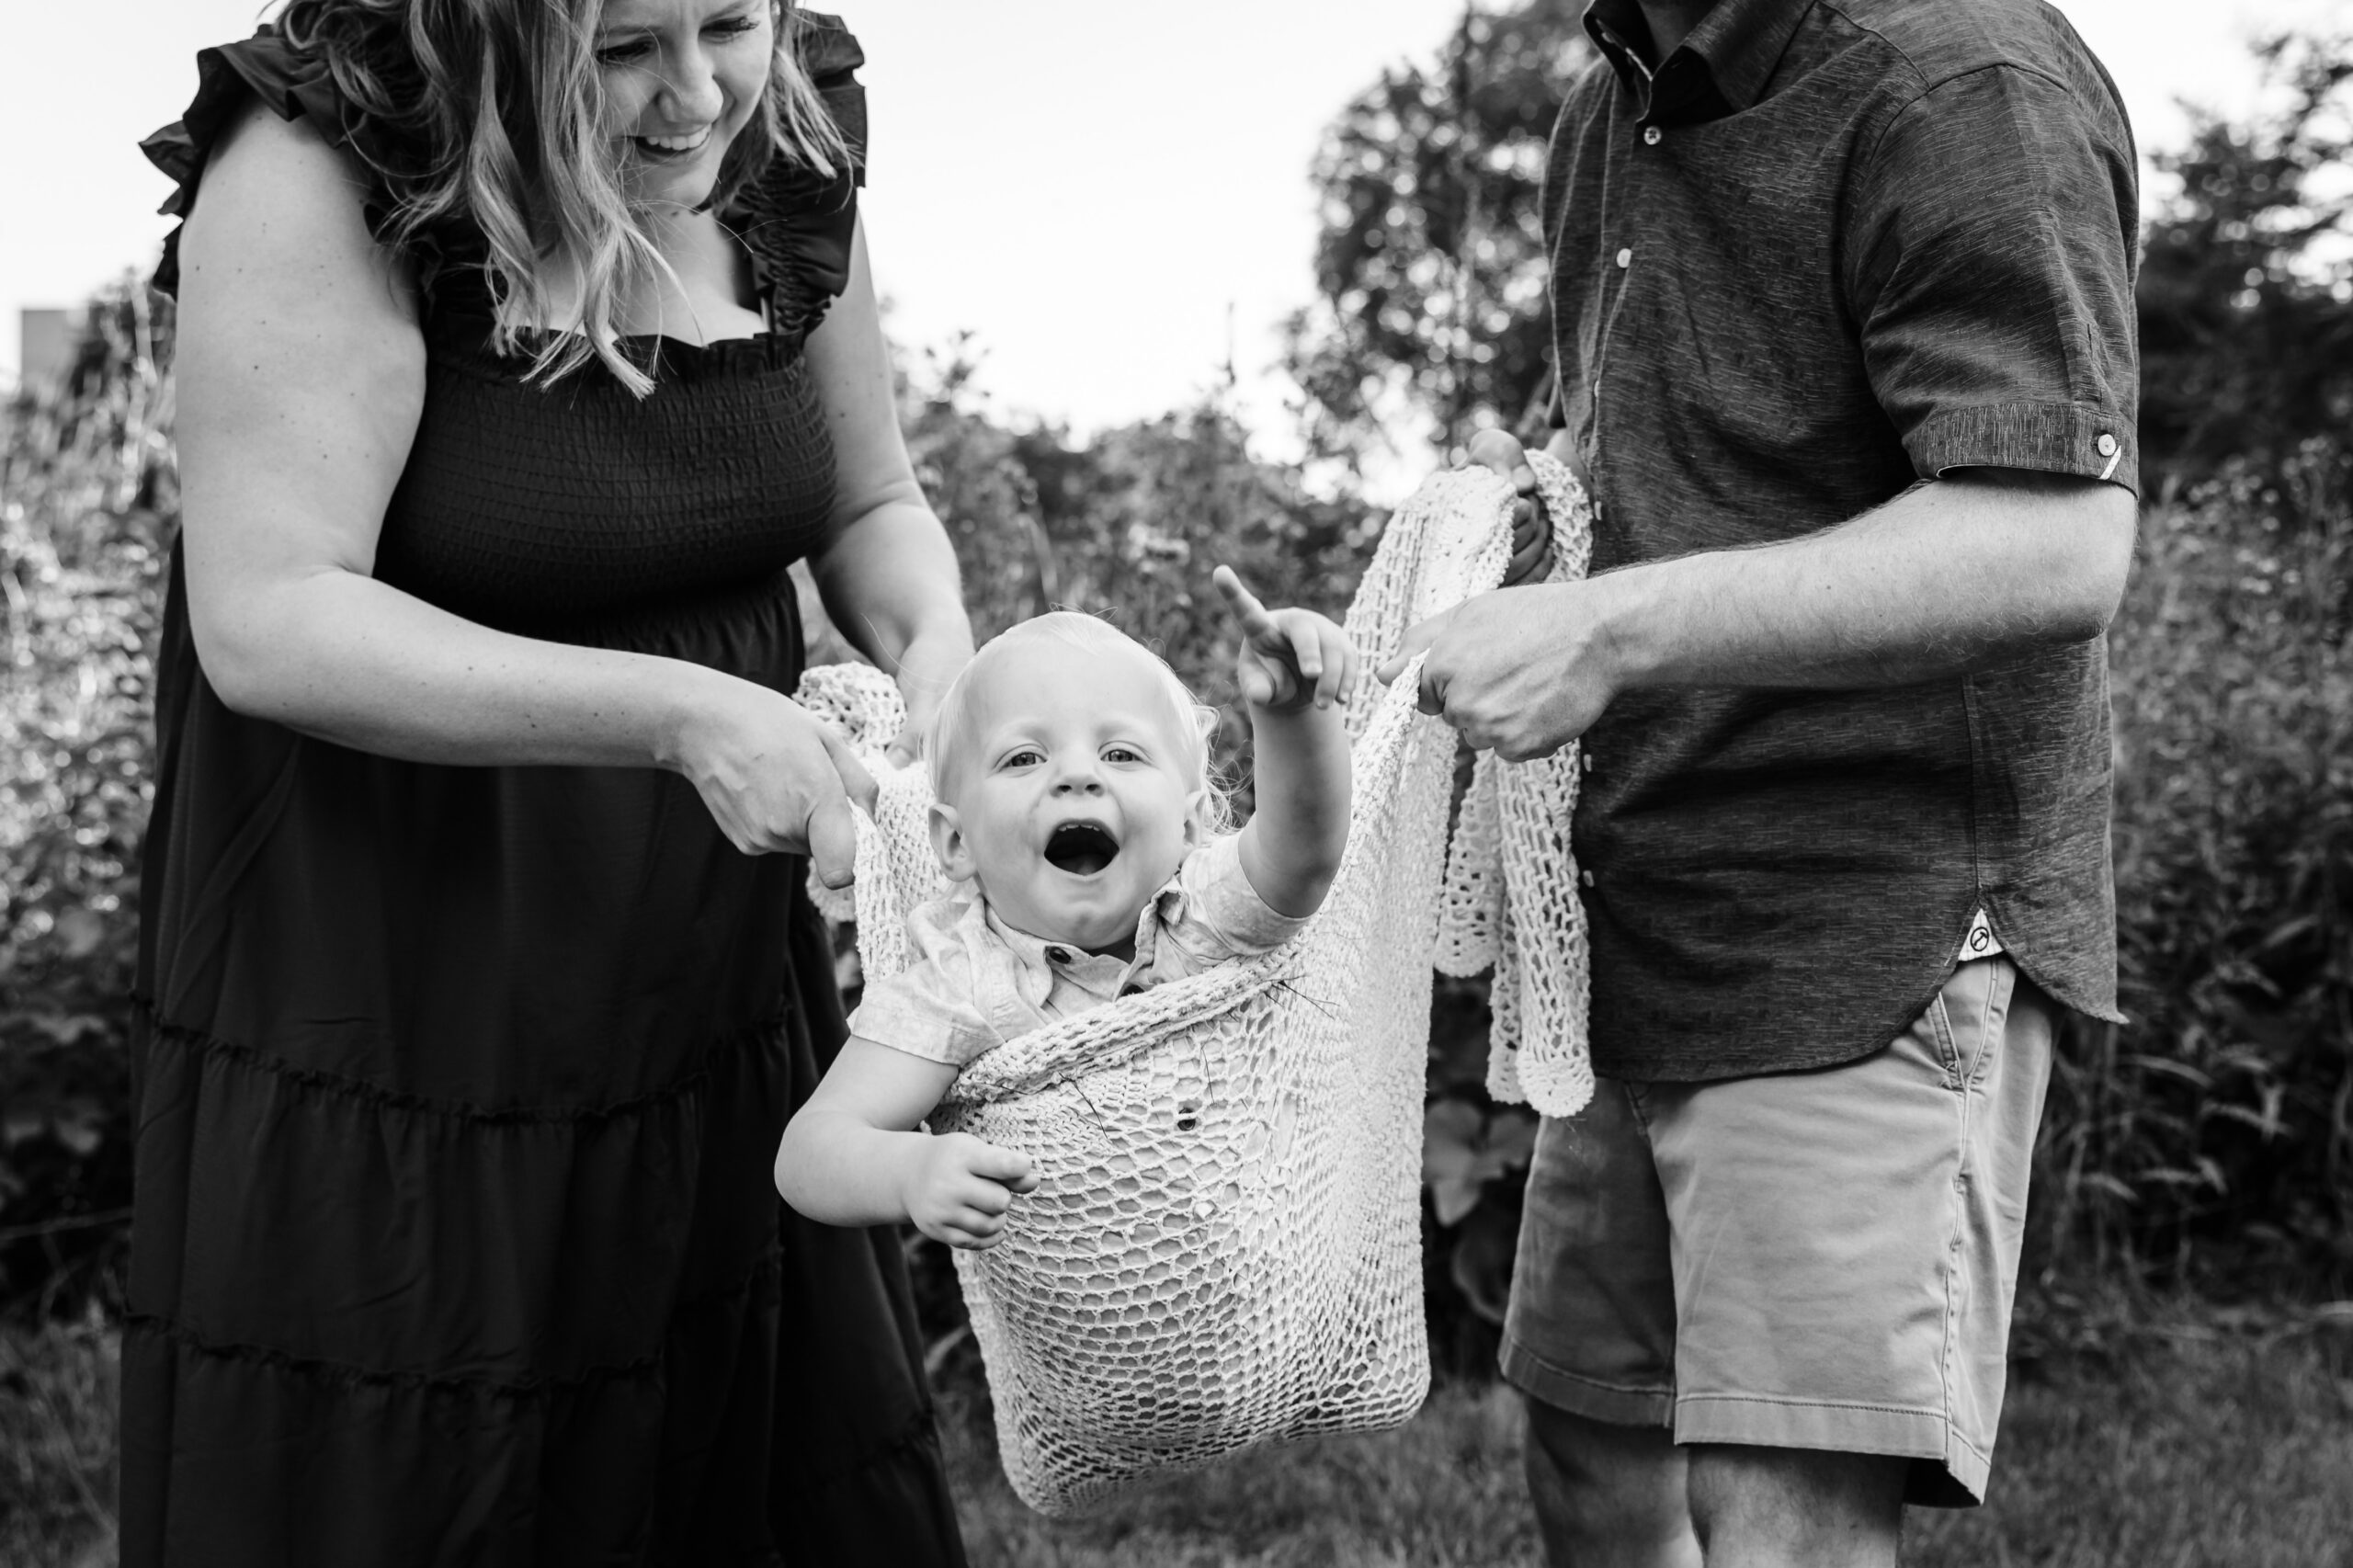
left=974, top=871, right=1190, bottom=980
left=1582, top=0, right=1813, bottom=121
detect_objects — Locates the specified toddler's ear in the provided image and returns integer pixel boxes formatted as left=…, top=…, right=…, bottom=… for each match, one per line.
left=1183, top=790, right=1210, bottom=847
left=928, top=802, right=978, bottom=882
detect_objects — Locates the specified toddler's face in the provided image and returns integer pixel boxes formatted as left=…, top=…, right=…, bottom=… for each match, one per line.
left=931, top=637, right=1199, bottom=953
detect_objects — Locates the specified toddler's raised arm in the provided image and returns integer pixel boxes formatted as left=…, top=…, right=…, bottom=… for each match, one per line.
left=776, top=1040, right=1037, bottom=1249
left=1213, top=566, right=1357, bottom=921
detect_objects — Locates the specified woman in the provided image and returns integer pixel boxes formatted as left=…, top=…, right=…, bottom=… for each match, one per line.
left=129, top=1, right=972, bottom=1561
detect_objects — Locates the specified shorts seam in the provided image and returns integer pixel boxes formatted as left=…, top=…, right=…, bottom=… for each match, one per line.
left=1675, top=1392, right=1946, bottom=1421
left=1504, top=1339, right=1674, bottom=1405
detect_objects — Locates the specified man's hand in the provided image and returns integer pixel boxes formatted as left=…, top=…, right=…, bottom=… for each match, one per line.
left=1376, top=584, right=1616, bottom=761
left=1213, top=565, right=1358, bottom=713
left=900, top=1131, right=1039, bottom=1251
left=1464, top=429, right=1552, bottom=586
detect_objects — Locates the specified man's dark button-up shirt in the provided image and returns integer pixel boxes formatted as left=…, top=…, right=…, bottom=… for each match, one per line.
left=1546, top=0, right=2139, bottom=1081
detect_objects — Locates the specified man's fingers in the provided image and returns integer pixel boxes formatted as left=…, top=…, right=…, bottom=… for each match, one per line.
left=1375, top=610, right=1450, bottom=685
left=1415, top=658, right=1447, bottom=718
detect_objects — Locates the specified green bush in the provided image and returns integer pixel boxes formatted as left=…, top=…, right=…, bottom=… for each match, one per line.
left=0, top=285, right=175, bottom=1318
left=2040, top=448, right=2353, bottom=1292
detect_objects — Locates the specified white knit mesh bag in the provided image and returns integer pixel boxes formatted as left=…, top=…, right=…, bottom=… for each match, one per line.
left=795, top=452, right=1597, bottom=1515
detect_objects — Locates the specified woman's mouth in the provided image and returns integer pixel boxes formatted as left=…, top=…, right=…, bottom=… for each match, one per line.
left=632, top=126, right=713, bottom=161
left=1044, top=821, right=1120, bottom=878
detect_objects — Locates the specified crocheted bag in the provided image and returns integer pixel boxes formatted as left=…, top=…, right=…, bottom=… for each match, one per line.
left=796, top=453, right=1597, bottom=1515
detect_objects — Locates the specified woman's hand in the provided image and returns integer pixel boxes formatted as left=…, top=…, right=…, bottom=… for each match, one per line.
left=884, top=633, right=973, bottom=768
left=1463, top=429, right=1553, bottom=585
left=899, top=1131, right=1038, bottom=1250
left=666, top=677, right=879, bottom=886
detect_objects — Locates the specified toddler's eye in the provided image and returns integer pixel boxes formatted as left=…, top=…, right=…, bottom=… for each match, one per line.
left=1103, top=744, right=1145, bottom=765
left=1001, top=747, right=1044, bottom=769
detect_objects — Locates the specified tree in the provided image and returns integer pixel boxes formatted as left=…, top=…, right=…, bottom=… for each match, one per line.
left=2136, top=32, right=2353, bottom=509
left=1283, top=0, right=1591, bottom=464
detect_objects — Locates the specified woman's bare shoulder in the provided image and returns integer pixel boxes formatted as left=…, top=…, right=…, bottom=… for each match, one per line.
left=182, top=97, right=419, bottom=324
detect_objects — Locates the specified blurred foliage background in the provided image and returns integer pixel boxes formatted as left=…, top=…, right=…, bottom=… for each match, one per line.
left=3, top=12, right=2349, bottom=1382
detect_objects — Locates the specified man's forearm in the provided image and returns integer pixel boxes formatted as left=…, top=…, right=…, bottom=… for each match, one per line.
left=1588, top=470, right=2136, bottom=693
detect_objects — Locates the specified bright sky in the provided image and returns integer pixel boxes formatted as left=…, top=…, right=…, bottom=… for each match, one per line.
left=1, top=0, right=2344, bottom=440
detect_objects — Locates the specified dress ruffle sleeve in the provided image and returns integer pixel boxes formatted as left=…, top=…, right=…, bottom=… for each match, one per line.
left=140, top=28, right=404, bottom=298
left=730, top=10, right=870, bottom=351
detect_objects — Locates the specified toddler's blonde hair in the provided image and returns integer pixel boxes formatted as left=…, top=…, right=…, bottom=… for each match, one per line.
left=924, top=613, right=1233, bottom=835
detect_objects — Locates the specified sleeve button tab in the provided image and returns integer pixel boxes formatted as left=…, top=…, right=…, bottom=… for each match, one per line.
left=2097, top=433, right=2119, bottom=458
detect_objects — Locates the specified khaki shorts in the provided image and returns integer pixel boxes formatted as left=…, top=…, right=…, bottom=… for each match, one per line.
left=1500, top=957, right=2054, bottom=1506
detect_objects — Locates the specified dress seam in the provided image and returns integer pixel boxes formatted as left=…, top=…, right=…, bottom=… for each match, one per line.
left=125, top=1246, right=785, bottom=1398
left=132, top=995, right=791, bottom=1125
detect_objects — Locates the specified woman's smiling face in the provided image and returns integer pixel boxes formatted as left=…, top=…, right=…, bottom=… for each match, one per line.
left=594, top=0, right=774, bottom=208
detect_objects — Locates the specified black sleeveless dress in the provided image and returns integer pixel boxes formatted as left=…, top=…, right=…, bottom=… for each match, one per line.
left=127, top=21, right=966, bottom=1567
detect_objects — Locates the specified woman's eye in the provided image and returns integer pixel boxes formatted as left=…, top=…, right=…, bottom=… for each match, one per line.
left=596, top=39, right=652, bottom=65
left=707, top=15, right=762, bottom=40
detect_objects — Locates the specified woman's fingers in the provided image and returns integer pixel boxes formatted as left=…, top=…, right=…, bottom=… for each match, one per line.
left=816, top=721, right=880, bottom=816
left=804, top=796, right=858, bottom=890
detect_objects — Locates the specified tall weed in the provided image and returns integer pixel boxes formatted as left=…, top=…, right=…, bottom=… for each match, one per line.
left=2042, top=449, right=2353, bottom=1290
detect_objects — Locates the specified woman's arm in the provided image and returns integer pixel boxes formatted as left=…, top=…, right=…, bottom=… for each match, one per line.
left=175, top=102, right=872, bottom=879
left=800, top=222, right=974, bottom=759
left=776, top=1039, right=1035, bottom=1248
left=1212, top=568, right=1356, bottom=920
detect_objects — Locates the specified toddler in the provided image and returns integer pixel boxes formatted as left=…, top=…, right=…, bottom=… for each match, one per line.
left=776, top=566, right=1356, bottom=1250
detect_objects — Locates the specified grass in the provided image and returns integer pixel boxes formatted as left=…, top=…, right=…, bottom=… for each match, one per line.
left=942, top=1308, right=2353, bottom=1568
left=0, top=1311, right=118, bottom=1568
left=6, top=1306, right=2349, bottom=1568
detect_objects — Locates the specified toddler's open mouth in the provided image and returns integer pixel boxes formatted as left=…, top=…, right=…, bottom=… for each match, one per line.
left=1044, top=821, right=1120, bottom=877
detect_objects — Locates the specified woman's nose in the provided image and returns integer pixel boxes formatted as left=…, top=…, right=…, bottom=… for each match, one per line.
left=657, top=55, right=726, bottom=123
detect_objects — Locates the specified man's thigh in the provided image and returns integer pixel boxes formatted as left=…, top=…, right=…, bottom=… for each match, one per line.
left=1503, top=957, right=2057, bottom=1507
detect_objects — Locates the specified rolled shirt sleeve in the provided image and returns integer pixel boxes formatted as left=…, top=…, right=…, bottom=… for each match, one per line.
left=1154, top=834, right=1312, bottom=976
left=1847, top=62, right=2142, bottom=494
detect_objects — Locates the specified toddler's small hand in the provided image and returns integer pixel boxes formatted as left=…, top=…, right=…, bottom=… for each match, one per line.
left=1213, top=565, right=1359, bottom=714
left=902, top=1131, right=1038, bottom=1251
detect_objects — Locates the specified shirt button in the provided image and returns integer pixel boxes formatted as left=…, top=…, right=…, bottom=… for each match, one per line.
left=2097, top=433, right=2119, bottom=457
left=1616, top=247, right=1633, bottom=269
left=1581, top=752, right=1595, bottom=774
left=1643, top=125, right=1663, bottom=146
left=1580, top=869, right=1596, bottom=889
left=1045, top=947, right=1071, bottom=963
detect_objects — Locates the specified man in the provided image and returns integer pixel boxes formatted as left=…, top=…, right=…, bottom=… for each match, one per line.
left=1381, top=1, right=2141, bottom=1563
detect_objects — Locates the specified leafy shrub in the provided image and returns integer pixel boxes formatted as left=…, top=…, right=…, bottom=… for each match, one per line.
left=0, top=285, right=175, bottom=1318
left=2040, top=447, right=2353, bottom=1292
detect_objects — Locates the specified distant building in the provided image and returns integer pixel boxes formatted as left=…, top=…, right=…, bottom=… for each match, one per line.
left=18, top=309, right=77, bottom=393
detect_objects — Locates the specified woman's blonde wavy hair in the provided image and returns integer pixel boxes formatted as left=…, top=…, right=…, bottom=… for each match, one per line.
left=277, top=0, right=849, bottom=395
